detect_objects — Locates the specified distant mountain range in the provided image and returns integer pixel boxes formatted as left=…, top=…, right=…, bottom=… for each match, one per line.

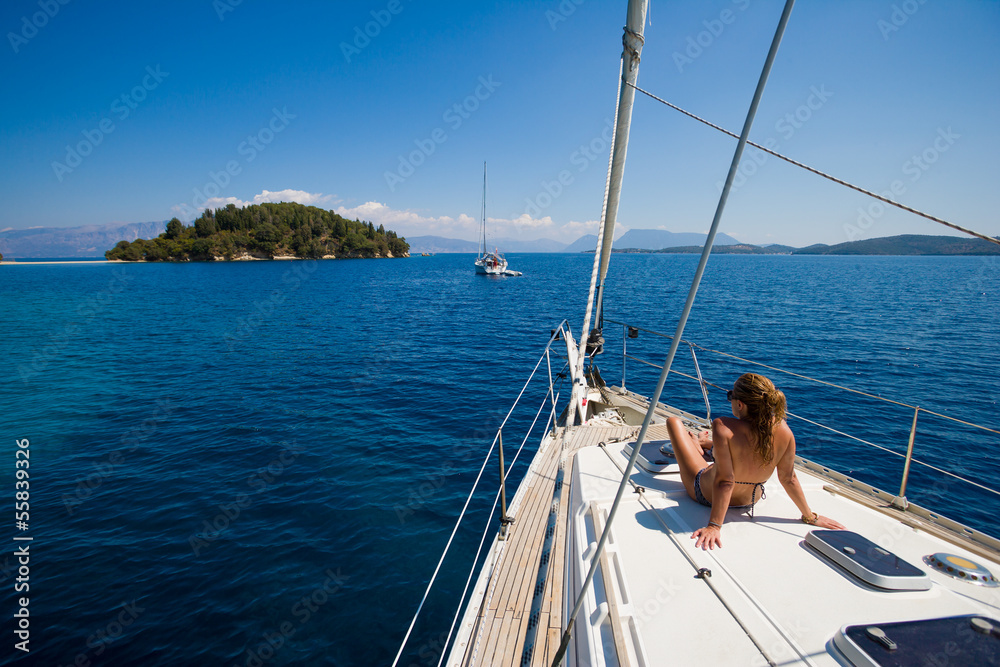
left=3, top=222, right=997, bottom=259
left=406, top=235, right=566, bottom=254
left=635, top=235, right=1000, bottom=256
left=794, top=234, right=1000, bottom=255
left=407, top=229, right=742, bottom=254
left=0, top=221, right=166, bottom=258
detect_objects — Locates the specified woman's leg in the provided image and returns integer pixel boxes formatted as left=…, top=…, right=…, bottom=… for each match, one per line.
left=666, top=417, right=712, bottom=501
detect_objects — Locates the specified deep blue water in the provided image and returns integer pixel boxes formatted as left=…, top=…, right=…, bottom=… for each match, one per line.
left=1, top=253, right=998, bottom=666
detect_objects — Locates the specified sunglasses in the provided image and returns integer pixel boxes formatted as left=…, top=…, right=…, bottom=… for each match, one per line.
left=726, top=389, right=736, bottom=401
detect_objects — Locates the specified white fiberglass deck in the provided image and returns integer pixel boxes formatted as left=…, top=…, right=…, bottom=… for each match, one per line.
left=566, top=434, right=1000, bottom=666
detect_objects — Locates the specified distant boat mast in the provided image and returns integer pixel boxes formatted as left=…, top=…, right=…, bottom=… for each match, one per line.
left=479, top=161, right=487, bottom=257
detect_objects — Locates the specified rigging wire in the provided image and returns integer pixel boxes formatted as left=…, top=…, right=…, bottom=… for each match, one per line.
left=687, top=342, right=1000, bottom=435
left=605, top=317, right=1000, bottom=436
left=626, top=81, right=1000, bottom=248
left=553, top=2, right=798, bottom=665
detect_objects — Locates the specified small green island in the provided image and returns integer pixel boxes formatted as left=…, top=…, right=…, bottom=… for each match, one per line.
left=105, top=202, right=409, bottom=261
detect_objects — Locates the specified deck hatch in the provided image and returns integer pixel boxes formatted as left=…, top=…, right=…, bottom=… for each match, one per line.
left=833, top=614, right=1000, bottom=666
left=805, top=530, right=930, bottom=591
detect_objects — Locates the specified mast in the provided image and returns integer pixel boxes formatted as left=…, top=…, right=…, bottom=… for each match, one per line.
left=556, top=2, right=798, bottom=664
left=570, top=0, right=647, bottom=426
left=593, top=0, right=646, bottom=325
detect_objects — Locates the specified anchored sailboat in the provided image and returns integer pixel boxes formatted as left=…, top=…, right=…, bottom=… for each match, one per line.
left=474, top=162, right=514, bottom=276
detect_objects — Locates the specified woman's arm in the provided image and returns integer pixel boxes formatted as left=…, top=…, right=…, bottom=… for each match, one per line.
left=692, top=419, right=735, bottom=549
left=776, top=429, right=845, bottom=530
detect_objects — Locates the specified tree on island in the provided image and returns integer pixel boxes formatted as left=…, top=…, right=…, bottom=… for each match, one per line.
left=165, top=218, right=183, bottom=240
left=106, top=202, right=409, bottom=262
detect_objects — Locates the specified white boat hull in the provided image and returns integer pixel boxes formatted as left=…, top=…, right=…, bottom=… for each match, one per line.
left=475, top=252, right=507, bottom=275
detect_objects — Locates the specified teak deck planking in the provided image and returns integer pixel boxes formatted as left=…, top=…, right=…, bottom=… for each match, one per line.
left=456, top=423, right=645, bottom=666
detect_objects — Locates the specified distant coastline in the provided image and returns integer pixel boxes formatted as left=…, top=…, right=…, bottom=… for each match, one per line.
left=0, top=259, right=114, bottom=265
left=5, top=224, right=998, bottom=261
left=607, top=234, right=1000, bottom=256
left=104, top=202, right=409, bottom=262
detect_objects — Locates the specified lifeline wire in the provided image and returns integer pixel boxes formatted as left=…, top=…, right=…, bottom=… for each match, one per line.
left=391, top=325, right=568, bottom=667
left=626, top=81, right=1000, bottom=248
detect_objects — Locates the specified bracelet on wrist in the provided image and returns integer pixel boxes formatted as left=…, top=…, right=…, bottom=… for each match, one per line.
left=801, top=512, right=818, bottom=525
left=707, top=521, right=722, bottom=529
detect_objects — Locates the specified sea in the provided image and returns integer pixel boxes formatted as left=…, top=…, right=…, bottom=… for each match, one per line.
left=1, top=252, right=998, bottom=666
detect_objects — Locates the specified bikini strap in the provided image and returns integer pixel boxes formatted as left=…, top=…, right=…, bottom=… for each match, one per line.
left=734, top=481, right=766, bottom=519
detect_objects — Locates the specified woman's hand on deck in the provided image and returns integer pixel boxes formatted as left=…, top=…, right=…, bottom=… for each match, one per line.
left=692, top=524, right=722, bottom=550
left=814, top=515, right=845, bottom=530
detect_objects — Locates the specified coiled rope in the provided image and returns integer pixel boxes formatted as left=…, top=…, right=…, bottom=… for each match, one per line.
left=626, top=81, right=1000, bottom=248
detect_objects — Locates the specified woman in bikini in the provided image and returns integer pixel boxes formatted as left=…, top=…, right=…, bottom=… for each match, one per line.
left=666, top=372, right=844, bottom=550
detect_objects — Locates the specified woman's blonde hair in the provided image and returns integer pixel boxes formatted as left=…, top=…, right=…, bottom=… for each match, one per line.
left=731, top=373, right=787, bottom=464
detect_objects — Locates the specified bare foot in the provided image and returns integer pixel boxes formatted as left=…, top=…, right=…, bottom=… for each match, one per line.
left=691, top=430, right=713, bottom=450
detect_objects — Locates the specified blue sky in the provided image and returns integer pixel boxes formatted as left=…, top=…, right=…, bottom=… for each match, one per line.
left=1, top=0, right=997, bottom=247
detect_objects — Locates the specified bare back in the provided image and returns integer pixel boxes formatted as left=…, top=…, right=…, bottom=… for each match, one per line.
left=708, top=416, right=795, bottom=506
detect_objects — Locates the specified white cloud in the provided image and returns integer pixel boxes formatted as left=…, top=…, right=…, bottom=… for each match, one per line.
left=172, top=189, right=338, bottom=220
left=336, top=201, right=480, bottom=238
left=171, top=191, right=605, bottom=244
left=335, top=203, right=605, bottom=243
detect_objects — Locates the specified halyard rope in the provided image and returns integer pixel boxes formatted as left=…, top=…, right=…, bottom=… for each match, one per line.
left=626, top=81, right=1000, bottom=248
left=576, top=58, right=624, bottom=423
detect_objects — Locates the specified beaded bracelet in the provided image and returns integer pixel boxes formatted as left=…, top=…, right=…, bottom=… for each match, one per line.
left=801, top=512, right=818, bottom=525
